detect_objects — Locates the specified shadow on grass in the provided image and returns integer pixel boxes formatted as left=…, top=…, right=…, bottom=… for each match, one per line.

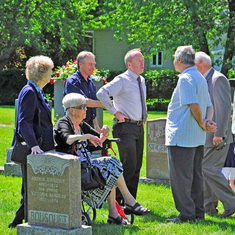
left=92, top=221, right=141, bottom=235
left=140, top=210, right=235, bottom=230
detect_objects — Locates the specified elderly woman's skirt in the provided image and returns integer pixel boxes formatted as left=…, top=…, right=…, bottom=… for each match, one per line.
left=82, top=156, right=123, bottom=209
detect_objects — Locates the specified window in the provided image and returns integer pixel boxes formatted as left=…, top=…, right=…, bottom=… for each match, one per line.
left=150, top=51, right=163, bottom=67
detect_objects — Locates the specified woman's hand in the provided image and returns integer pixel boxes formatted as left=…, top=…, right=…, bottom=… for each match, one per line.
left=89, top=135, right=103, bottom=147
left=100, top=125, right=110, bottom=143
left=31, top=146, right=44, bottom=155
left=100, top=125, right=110, bottom=136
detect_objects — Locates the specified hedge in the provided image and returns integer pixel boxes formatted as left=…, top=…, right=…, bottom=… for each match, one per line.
left=1, top=68, right=234, bottom=109
left=0, top=69, right=53, bottom=105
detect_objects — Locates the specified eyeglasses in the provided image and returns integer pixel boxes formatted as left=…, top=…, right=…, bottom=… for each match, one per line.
left=68, top=104, right=87, bottom=110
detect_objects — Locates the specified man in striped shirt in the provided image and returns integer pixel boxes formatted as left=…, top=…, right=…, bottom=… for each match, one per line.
left=165, top=46, right=216, bottom=223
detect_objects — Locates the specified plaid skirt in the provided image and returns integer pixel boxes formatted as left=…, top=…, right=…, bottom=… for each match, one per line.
left=82, top=156, right=123, bottom=209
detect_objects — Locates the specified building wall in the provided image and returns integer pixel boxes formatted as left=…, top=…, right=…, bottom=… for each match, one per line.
left=93, top=29, right=174, bottom=71
left=93, top=30, right=130, bottom=71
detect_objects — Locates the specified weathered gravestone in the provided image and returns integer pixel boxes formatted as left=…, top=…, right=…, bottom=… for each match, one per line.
left=17, top=152, right=91, bottom=235
left=4, top=99, right=22, bottom=177
left=146, top=118, right=170, bottom=185
left=4, top=99, right=52, bottom=177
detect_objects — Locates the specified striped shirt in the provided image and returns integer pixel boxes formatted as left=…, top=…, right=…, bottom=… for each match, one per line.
left=165, top=66, right=212, bottom=147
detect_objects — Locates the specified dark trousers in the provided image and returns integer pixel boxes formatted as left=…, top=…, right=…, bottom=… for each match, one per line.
left=113, top=122, right=144, bottom=205
left=12, top=164, right=28, bottom=224
left=203, top=145, right=235, bottom=212
left=167, top=145, right=205, bottom=220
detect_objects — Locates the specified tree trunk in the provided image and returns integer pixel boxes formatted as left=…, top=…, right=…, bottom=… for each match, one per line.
left=221, top=0, right=235, bottom=77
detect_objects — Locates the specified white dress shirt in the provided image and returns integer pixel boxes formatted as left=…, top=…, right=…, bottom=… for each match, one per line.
left=97, top=69, right=147, bottom=121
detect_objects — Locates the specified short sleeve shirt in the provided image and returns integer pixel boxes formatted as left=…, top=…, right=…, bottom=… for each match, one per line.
left=165, top=66, right=212, bottom=147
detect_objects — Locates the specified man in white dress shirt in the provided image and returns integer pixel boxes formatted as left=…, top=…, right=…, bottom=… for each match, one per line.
left=97, top=49, right=149, bottom=214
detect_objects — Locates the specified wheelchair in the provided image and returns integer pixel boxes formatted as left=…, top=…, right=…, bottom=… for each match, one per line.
left=81, top=138, right=134, bottom=225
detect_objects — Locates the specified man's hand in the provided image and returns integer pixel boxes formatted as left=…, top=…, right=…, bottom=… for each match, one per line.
left=114, top=111, right=129, bottom=123
left=213, top=136, right=223, bottom=146
left=31, top=146, right=44, bottom=155
left=205, top=120, right=217, bottom=133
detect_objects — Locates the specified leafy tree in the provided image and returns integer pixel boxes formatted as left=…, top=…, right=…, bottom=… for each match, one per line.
left=94, top=0, right=234, bottom=76
left=0, top=0, right=98, bottom=70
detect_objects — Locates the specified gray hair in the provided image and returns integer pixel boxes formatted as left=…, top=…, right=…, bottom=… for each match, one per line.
left=76, top=51, right=95, bottom=69
left=124, top=48, right=141, bottom=66
left=175, top=45, right=195, bottom=65
left=195, top=51, right=212, bottom=66
left=25, top=56, right=54, bottom=83
left=62, top=93, right=86, bottom=113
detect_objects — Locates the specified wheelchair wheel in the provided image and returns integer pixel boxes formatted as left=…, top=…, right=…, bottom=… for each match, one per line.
left=124, top=213, right=134, bottom=224
left=82, top=202, right=96, bottom=221
left=81, top=211, right=91, bottom=226
left=130, top=214, right=134, bottom=224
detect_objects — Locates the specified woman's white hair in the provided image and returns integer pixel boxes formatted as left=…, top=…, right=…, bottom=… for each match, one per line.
left=62, top=93, right=86, bottom=112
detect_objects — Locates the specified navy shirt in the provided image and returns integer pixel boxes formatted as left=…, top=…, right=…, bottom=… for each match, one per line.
left=64, top=70, right=97, bottom=121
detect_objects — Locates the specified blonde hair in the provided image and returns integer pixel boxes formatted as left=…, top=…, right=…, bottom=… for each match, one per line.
left=25, top=56, right=54, bottom=83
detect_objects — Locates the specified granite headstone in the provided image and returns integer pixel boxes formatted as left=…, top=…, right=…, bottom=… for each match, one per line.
left=17, top=151, right=92, bottom=234
left=146, top=118, right=169, bottom=182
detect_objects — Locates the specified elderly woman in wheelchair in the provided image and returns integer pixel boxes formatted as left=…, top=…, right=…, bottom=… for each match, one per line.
left=54, top=93, right=150, bottom=225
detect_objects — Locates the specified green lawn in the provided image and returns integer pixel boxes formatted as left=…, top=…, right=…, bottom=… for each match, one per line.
left=1, top=106, right=235, bottom=234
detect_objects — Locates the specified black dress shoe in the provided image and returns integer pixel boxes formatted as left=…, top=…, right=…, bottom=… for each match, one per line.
left=205, top=208, right=218, bottom=216
left=8, top=222, right=17, bottom=228
left=8, top=220, right=22, bottom=228
left=220, top=207, right=235, bottom=218
left=166, top=217, right=195, bottom=223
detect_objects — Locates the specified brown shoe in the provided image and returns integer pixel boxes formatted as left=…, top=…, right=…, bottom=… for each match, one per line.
left=220, top=207, right=235, bottom=218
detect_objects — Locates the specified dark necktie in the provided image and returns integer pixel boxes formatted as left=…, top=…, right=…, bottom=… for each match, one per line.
left=137, top=76, right=148, bottom=123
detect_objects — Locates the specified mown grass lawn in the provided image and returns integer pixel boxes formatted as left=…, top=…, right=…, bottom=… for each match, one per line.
left=0, top=106, right=235, bottom=234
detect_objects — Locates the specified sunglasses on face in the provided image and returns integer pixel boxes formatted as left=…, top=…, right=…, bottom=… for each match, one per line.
left=68, top=104, right=87, bottom=110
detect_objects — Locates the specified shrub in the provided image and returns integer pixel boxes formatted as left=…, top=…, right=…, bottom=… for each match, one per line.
left=228, top=70, right=235, bottom=79
left=0, top=69, right=54, bottom=105
left=144, top=69, right=179, bottom=101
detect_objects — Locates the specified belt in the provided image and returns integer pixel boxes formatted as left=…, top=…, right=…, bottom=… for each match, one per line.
left=124, top=118, right=143, bottom=126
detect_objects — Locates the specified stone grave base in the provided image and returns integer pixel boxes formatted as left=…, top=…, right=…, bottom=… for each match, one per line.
left=17, top=223, right=92, bottom=235
left=4, top=162, right=22, bottom=177
left=140, top=177, right=170, bottom=186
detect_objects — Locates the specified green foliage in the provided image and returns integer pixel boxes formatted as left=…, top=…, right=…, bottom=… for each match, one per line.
left=228, top=70, right=235, bottom=79
left=144, top=69, right=179, bottom=103
left=0, top=0, right=99, bottom=70
left=94, top=0, right=234, bottom=75
left=0, top=69, right=27, bottom=105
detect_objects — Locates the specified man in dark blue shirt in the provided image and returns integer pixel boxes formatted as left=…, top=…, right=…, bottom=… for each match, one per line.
left=64, top=51, right=104, bottom=131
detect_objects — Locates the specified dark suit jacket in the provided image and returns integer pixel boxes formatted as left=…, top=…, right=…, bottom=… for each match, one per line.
left=205, top=68, right=232, bottom=147
left=13, top=82, right=54, bottom=151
